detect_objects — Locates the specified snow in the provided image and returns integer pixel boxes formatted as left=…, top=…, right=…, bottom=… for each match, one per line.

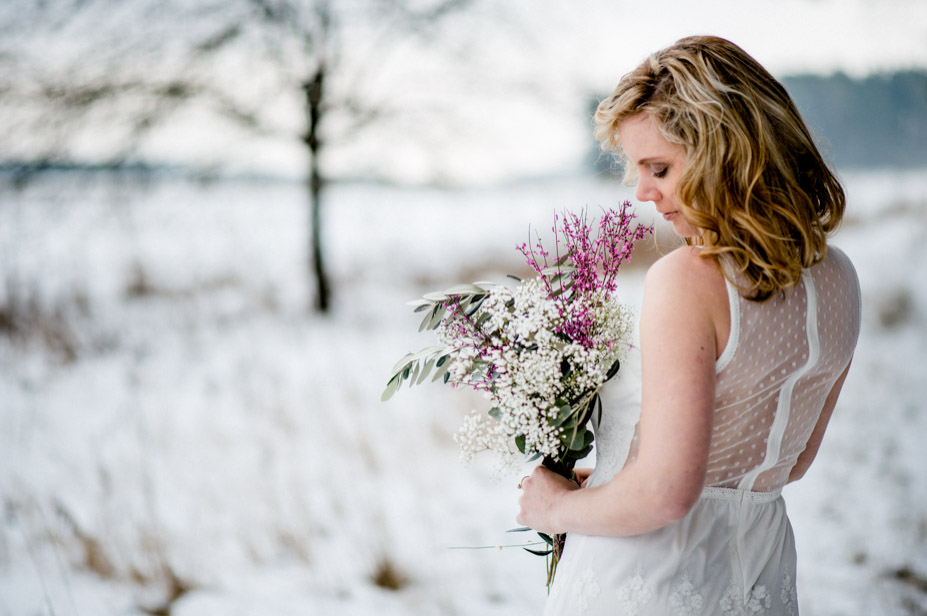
left=1, top=170, right=926, bottom=615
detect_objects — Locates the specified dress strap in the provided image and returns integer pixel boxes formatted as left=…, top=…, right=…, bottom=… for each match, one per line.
left=715, top=277, right=740, bottom=373
left=737, top=269, right=820, bottom=492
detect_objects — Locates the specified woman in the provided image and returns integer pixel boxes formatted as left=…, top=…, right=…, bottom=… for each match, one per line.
left=516, top=36, right=861, bottom=614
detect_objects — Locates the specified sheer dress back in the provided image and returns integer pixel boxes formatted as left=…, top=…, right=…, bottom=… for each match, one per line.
left=624, top=246, right=861, bottom=492
left=544, top=246, right=862, bottom=615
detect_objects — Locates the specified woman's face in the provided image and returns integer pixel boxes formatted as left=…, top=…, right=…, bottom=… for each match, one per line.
left=618, top=114, right=697, bottom=238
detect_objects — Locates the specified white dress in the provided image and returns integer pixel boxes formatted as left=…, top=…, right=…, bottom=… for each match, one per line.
left=543, top=246, right=861, bottom=616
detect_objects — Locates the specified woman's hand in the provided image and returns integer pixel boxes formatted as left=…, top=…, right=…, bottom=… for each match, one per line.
left=516, top=466, right=582, bottom=535
left=573, top=467, right=594, bottom=487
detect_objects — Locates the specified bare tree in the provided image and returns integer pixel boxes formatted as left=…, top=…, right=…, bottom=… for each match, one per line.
left=240, top=0, right=484, bottom=311
left=0, top=0, right=481, bottom=312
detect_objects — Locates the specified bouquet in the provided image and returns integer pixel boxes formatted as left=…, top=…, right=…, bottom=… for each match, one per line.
left=382, top=202, right=651, bottom=585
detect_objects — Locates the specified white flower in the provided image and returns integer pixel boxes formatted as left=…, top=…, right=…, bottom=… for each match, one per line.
left=438, top=274, right=636, bottom=466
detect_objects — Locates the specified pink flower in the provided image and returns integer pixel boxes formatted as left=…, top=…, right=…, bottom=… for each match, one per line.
left=518, top=202, right=652, bottom=348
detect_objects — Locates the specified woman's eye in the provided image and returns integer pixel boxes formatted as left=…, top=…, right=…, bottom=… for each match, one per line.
left=653, top=166, right=668, bottom=179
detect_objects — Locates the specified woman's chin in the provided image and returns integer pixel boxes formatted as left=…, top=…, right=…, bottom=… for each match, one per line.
left=672, top=221, right=698, bottom=238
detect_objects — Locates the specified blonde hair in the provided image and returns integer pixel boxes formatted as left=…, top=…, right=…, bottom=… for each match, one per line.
left=594, top=35, right=845, bottom=301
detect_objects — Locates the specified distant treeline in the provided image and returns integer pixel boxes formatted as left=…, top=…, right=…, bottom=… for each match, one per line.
left=590, top=70, right=927, bottom=172
left=783, top=70, right=927, bottom=169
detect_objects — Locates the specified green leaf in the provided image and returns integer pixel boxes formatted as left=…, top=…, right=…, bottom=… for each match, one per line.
left=416, top=357, right=436, bottom=385
left=427, top=304, right=447, bottom=330
left=419, top=304, right=444, bottom=332
left=606, top=359, right=621, bottom=381
left=392, top=346, right=446, bottom=373
left=549, top=275, right=575, bottom=298
left=390, top=352, right=414, bottom=375
left=432, top=358, right=451, bottom=383
left=380, top=374, right=402, bottom=402
left=524, top=547, right=553, bottom=557
left=576, top=395, right=596, bottom=426
left=488, top=407, right=502, bottom=420
left=562, top=423, right=580, bottom=450
left=569, top=428, right=595, bottom=451
left=443, top=283, right=486, bottom=295
left=422, top=292, right=449, bottom=302
left=506, top=274, right=522, bottom=283
left=514, top=433, right=526, bottom=454
left=573, top=443, right=594, bottom=459
left=464, top=297, right=486, bottom=317
left=541, top=264, right=575, bottom=276
left=551, top=404, right=574, bottom=427
left=418, top=306, right=436, bottom=332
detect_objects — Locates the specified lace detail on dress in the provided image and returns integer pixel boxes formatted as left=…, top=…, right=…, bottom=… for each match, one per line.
left=780, top=573, right=797, bottom=616
left=670, top=573, right=705, bottom=615
left=572, top=567, right=601, bottom=613
left=747, top=586, right=774, bottom=613
left=720, top=582, right=773, bottom=615
left=617, top=565, right=654, bottom=614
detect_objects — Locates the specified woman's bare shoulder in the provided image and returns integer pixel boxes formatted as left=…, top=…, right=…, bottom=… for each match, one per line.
left=641, top=246, right=731, bottom=359
left=642, top=247, right=730, bottom=345
left=645, top=246, right=725, bottom=292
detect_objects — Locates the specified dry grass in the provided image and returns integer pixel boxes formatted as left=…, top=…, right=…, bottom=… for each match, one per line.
left=876, top=287, right=916, bottom=330
left=371, top=557, right=409, bottom=591
left=0, top=286, right=84, bottom=362
left=409, top=231, right=682, bottom=295
left=138, top=572, right=192, bottom=616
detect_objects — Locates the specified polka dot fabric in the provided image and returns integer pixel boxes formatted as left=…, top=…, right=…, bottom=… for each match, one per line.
left=543, top=246, right=861, bottom=615
left=708, top=246, right=861, bottom=491
left=621, top=246, right=861, bottom=492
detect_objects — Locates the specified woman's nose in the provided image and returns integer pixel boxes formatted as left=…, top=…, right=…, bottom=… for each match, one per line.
left=635, top=177, right=659, bottom=202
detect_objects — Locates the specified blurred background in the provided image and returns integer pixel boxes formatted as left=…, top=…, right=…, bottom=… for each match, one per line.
left=1, top=0, right=926, bottom=614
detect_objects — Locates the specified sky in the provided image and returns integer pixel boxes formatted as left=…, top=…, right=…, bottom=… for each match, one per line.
left=574, top=0, right=927, bottom=79
left=7, top=0, right=927, bottom=184
left=277, top=0, right=927, bottom=184
left=417, top=0, right=927, bottom=185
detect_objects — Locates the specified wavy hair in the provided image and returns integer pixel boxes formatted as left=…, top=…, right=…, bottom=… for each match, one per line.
left=594, top=35, right=845, bottom=301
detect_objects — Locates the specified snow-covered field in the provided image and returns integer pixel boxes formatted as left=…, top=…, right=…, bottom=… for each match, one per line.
left=1, top=170, right=926, bottom=615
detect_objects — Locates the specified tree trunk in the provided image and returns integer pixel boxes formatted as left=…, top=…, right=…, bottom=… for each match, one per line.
left=304, top=66, right=329, bottom=313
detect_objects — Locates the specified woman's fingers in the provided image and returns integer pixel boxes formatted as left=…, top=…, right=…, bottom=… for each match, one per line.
left=574, top=467, right=593, bottom=486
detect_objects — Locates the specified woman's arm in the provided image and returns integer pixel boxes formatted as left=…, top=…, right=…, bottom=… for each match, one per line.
left=517, top=247, right=727, bottom=536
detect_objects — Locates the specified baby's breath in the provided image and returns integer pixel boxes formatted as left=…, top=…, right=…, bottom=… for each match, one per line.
left=427, top=204, right=650, bottom=470
left=384, top=202, right=652, bottom=587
